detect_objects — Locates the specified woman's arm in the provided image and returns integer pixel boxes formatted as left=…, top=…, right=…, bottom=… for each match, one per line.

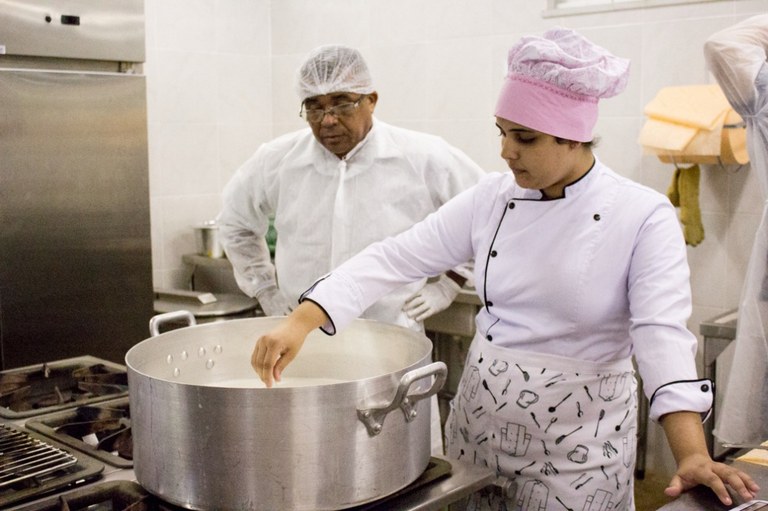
left=661, top=411, right=759, bottom=505
left=250, top=177, right=490, bottom=386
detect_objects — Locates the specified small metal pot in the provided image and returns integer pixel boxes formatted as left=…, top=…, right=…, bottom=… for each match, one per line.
left=193, top=220, right=224, bottom=258
left=127, top=312, right=446, bottom=511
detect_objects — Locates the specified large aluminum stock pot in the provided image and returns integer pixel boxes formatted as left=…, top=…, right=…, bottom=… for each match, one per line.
left=126, top=311, right=447, bottom=511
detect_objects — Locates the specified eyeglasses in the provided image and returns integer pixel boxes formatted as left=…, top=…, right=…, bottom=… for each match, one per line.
left=299, top=96, right=366, bottom=123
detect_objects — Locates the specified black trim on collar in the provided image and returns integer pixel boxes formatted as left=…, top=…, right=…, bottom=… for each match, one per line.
left=537, top=157, right=597, bottom=201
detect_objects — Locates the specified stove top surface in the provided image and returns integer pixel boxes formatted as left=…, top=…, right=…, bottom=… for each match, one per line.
left=11, top=480, right=180, bottom=511
left=0, top=356, right=128, bottom=419
left=8, top=458, right=454, bottom=511
left=1, top=359, right=496, bottom=511
left=24, top=397, right=132, bottom=468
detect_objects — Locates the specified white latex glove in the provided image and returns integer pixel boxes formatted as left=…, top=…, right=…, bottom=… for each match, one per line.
left=255, top=285, right=294, bottom=316
left=403, top=274, right=461, bottom=322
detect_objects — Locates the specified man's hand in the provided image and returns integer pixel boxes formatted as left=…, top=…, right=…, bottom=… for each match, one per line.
left=403, top=274, right=461, bottom=322
left=255, top=285, right=294, bottom=316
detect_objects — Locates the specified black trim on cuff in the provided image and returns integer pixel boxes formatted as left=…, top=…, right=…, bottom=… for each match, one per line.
left=298, top=274, right=330, bottom=303
left=649, top=378, right=714, bottom=408
left=299, top=298, right=336, bottom=336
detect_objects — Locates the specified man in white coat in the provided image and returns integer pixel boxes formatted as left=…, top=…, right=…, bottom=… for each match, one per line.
left=217, top=44, right=485, bottom=453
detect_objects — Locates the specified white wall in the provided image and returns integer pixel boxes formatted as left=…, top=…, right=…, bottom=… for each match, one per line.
left=145, top=0, right=273, bottom=290
left=145, top=0, right=768, bottom=478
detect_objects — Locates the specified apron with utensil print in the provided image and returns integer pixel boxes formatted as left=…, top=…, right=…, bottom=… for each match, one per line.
left=446, top=334, right=638, bottom=511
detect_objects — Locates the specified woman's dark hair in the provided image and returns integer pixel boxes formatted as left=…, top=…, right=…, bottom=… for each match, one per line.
left=555, top=136, right=599, bottom=149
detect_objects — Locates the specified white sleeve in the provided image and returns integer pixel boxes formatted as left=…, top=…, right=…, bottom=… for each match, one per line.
left=302, top=184, right=479, bottom=334
left=648, top=379, right=714, bottom=423
left=626, top=201, right=714, bottom=421
left=433, top=140, right=486, bottom=286
left=216, top=149, right=277, bottom=298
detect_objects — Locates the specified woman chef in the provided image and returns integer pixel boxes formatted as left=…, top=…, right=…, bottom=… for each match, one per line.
left=250, top=28, right=759, bottom=510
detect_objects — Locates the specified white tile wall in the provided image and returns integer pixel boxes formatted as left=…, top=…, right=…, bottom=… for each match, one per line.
left=270, top=0, right=370, bottom=55
left=145, top=0, right=768, bottom=479
left=145, top=0, right=273, bottom=288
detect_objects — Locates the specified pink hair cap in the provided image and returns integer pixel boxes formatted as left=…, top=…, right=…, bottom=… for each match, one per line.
left=495, top=27, right=630, bottom=142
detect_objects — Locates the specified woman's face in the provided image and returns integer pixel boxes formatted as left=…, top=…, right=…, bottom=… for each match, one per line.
left=496, top=117, right=588, bottom=199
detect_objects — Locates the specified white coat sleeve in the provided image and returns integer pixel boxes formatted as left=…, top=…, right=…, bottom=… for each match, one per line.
left=432, top=141, right=486, bottom=286
left=302, top=184, right=479, bottom=334
left=627, top=201, right=713, bottom=422
left=216, top=150, right=277, bottom=298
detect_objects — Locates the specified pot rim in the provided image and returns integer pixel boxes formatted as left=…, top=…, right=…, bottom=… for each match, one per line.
left=125, top=317, right=433, bottom=390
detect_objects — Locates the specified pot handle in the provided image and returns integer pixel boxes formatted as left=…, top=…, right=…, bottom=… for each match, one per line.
left=357, top=361, right=447, bottom=437
left=149, top=310, right=197, bottom=337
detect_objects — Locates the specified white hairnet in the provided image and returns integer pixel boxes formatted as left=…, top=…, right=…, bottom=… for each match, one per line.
left=296, top=45, right=375, bottom=102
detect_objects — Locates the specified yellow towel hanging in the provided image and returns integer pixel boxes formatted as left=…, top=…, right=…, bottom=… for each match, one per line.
left=667, top=164, right=704, bottom=246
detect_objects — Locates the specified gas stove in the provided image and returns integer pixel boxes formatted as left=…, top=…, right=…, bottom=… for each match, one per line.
left=7, top=455, right=496, bottom=511
left=0, top=357, right=129, bottom=420
left=0, top=356, right=130, bottom=508
left=1, top=357, right=496, bottom=510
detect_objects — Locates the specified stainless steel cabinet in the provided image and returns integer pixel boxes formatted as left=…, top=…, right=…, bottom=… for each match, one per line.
left=0, top=0, right=152, bottom=368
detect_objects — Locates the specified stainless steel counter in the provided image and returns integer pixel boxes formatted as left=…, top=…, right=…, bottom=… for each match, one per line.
left=700, top=309, right=738, bottom=458
left=657, top=458, right=767, bottom=510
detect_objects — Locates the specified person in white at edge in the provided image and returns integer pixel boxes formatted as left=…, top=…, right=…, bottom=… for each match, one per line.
left=247, top=29, right=760, bottom=510
left=704, top=14, right=768, bottom=452
left=217, top=45, right=485, bottom=455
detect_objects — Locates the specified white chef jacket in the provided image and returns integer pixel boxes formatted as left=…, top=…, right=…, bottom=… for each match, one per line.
left=704, top=14, right=768, bottom=444
left=218, top=118, right=484, bottom=330
left=304, top=159, right=713, bottom=421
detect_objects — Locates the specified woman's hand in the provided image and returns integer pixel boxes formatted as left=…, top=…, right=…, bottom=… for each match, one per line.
left=661, top=411, right=760, bottom=505
left=665, top=452, right=759, bottom=505
left=251, top=301, right=328, bottom=387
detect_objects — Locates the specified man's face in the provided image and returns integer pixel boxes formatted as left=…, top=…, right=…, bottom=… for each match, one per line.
left=302, top=92, right=377, bottom=158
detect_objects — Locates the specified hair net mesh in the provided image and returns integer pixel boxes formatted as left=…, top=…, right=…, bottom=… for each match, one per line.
left=296, top=45, right=375, bottom=102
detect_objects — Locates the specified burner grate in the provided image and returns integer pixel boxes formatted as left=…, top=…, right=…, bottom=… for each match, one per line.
left=11, top=480, right=185, bottom=511
left=0, top=424, right=77, bottom=488
left=25, top=397, right=133, bottom=468
left=0, top=357, right=129, bottom=419
left=0, top=425, right=103, bottom=509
